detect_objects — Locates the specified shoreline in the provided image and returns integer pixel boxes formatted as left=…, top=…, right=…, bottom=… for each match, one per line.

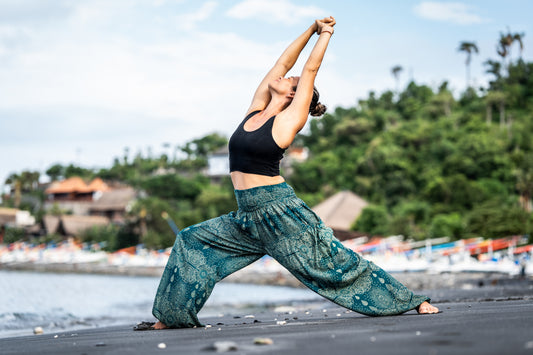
left=2, top=260, right=530, bottom=291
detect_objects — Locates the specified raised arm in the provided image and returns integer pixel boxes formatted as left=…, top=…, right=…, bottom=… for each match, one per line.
left=275, top=17, right=335, bottom=146
left=246, top=22, right=320, bottom=114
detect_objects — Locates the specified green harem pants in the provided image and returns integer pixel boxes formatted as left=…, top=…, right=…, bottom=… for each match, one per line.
left=152, top=182, right=429, bottom=327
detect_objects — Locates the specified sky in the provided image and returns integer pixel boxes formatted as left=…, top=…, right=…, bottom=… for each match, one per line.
left=1, top=0, right=532, bottom=188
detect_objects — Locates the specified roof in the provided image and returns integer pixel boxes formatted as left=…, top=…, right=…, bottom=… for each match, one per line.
left=43, top=215, right=61, bottom=234
left=62, top=215, right=110, bottom=236
left=312, top=191, right=369, bottom=231
left=90, top=187, right=136, bottom=211
left=87, top=178, right=110, bottom=192
left=43, top=215, right=110, bottom=236
left=45, top=177, right=109, bottom=195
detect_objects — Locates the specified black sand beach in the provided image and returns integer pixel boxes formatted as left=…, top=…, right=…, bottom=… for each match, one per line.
left=1, top=274, right=532, bottom=355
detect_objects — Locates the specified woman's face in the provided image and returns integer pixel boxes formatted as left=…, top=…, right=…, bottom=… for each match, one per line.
left=270, top=76, right=300, bottom=96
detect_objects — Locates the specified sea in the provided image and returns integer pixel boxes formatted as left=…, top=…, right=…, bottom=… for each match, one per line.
left=0, top=270, right=322, bottom=339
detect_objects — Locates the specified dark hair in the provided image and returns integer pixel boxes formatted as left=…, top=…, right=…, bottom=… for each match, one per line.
left=309, top=86, right=326, bottom=116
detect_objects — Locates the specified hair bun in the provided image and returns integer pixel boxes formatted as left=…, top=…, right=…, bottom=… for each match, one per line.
left=310, top=102, right=327, bottom=117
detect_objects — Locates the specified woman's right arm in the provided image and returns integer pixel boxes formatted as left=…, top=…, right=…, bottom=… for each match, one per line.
left=274, top=18, right=335, bottom=147
left=246, top=23, right=319, bottom=114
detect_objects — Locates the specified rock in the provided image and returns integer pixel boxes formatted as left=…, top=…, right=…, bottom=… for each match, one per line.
left=206, top=341, right=238, bottom=352
left=276, top=321, right=287, bottom=325
left=253, top=337, right=274, bottom=345
left=158, top=343, right=167, bottom=349
left=33, top=327, right=43, bottom=335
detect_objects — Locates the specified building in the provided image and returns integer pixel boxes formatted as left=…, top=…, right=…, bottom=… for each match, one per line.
left=312, top=190, right=369, bottom=241
left=206, top=146, right=230, bottom=180
left=89, top=187, right=136, bottom=223
left=43, top=177, right=137, bottom=237
left=42, top=215, right=110, bottom=237
left=0, top=207, right=37, bottom=243
left=45, top=177, right=110, bottom=215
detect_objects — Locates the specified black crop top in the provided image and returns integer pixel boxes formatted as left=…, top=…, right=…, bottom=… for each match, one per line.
left=228, top=111, right=286, bottom=176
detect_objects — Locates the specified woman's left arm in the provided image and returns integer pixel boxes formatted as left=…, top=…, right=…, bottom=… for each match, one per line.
left=276, top=18, right=335, bottom=147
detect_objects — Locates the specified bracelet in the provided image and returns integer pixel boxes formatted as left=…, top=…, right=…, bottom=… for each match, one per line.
left=321, top=30, right=333, bottom=36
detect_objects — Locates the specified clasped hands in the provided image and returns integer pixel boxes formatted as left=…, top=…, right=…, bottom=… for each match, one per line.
left=314, top=16, right=336, bottom=35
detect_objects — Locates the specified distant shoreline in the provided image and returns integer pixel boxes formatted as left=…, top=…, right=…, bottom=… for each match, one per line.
left=1, top=261, right=527, bottom=291
left=0, top=261, right=164, bottom=277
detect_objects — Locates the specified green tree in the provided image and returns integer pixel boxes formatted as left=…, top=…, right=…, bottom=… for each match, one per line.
left=429, top=213, right=465, bottom=240
left=182, top=133, right=227, bottom=159
left=353, top=205, right=389, bottom=236
left=46, top=164, right=64, bottom=181
left=141, top=174, right=206, bottom=201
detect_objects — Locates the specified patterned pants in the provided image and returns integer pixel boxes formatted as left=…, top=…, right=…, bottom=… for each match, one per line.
left=152, top=182, right=429, bottom=327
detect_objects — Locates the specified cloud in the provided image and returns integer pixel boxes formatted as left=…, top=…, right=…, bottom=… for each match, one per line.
left=176, top=1, right=218, bottom=31
left=226, top=0, right=325, bottom=24
left=413, top=2, right=489, bottom=25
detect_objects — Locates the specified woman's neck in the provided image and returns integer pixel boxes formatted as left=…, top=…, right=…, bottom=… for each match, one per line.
left=260, top=96, right=289, bottom=119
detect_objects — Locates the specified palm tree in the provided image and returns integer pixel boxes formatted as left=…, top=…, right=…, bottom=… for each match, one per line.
left=497, top=33, right=511, bottom=71
left=512, top=32, right=525, bottom=60
left=391, top=65, right=403, bottom=95
left=458, top=41, right=479, bottom=89
left=497, top=28, right=526, bottom=70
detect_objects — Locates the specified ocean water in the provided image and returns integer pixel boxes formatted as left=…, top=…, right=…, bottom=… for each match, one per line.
left=0, top=270, right=321, bottom=338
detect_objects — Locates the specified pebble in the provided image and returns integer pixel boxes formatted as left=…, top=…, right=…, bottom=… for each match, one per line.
left=53, top=335, right=58, bottom=339
left=336, top=313, right=341, bottom=317
left=207, top=341, right=238, bottom=352
left=205, top=325, right=212, bottom=328
left=416, top=331, right=421, bottom=336
left=253, top=337, right=274, bottom=345
left=244, top=315, right=255, bottom=318
left=95, top=342, right=106, bottom=347
left=158, top=342, right=167, bottom=349
left=33, top=327, right=43, bottom=335
left=276, top=321, right=287, bottom=325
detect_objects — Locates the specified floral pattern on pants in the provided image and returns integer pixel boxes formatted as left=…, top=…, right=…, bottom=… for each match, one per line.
left=152, top=182, right=429, bottom=328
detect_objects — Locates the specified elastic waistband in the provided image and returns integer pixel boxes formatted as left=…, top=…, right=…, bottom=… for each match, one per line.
left=234, top=182, right=296, bottom=212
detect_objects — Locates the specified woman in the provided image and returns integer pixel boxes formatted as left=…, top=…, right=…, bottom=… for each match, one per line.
left=145, top=16, right=438, bottom=331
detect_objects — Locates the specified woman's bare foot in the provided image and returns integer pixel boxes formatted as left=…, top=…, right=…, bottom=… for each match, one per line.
left=417, top=301, right=439, bottom=314
left=153, top=321, right=169, bottom=330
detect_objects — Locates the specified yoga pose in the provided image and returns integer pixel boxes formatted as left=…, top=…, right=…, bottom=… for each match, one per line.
left=146, top=16, right=438, bottom=331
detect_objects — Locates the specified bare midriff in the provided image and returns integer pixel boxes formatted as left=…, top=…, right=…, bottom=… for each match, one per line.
left=230, top=171, right=285, bottom=190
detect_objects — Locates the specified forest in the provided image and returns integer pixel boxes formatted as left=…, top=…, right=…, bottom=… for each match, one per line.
left=3, top=31, right=532, bottom=250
